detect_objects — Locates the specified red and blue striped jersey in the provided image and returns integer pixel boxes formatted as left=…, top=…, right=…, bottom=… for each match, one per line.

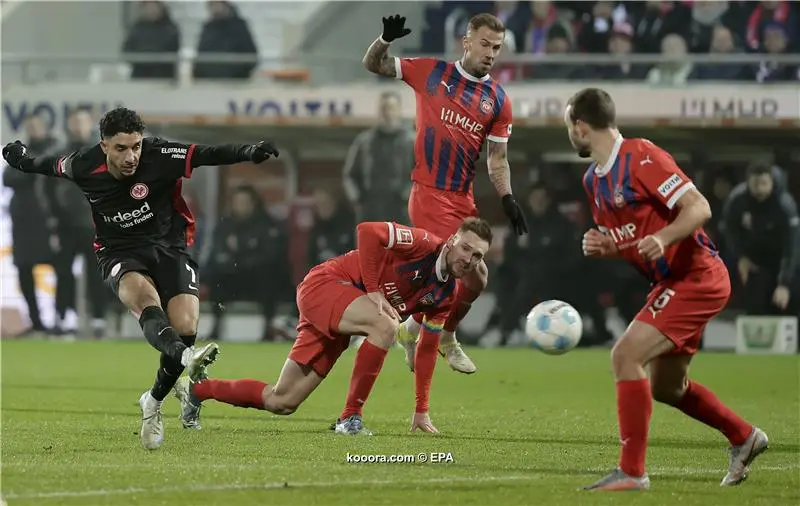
left=582, top=137, right=722, bottom=283
left=394, top=57, right=512, bottom=194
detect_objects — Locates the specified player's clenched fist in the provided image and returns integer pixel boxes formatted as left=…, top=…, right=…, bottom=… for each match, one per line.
left=582, top=229, right=616, bottom=257
left=367, top=291, right=401, bottom=321
left=2, top=140, right=29, bottom=169
left=246, top=141, right=279, bottom=163
left=381, top=14, right=411, bottom=43
left=638, top=234, right=665, bottom=261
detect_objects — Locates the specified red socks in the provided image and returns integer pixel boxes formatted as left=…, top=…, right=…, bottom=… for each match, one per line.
left=340, top=340, right=389, bottom=420
left=616, top=378, right=652, bottom=477
left=414, top=318, right=443, bottom=413
left=443, top=283, right=480, bottom=332
left=193, top=378, right=268, bottom=409
left=675, top=381, right=753, bottom=446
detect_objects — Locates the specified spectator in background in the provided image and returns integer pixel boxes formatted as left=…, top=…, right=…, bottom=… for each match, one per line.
left=722, top=161, right=799, bottom=315
left=753, top=23, right=800, bottom=82
left=342, top=91, right=414, bottom=223
left=746, top=0, right=797, bottom=52
left=2, top=114, right=58, bottom=336
left=591, top=21, right=650, bottom=80
left=193, top=1, right=258, bottom=80
left=577, top=0, right=627, bottom=53
left=306, top=187, right=355, bottom=271
left=205, top=185, right=289, bottom=341
left=495, top=183, right=585, bottom=346
left=531, top=23, right=583, bottom=80
left=122, top=1, right=180, bottom=80
left=687, top=0, right=747, bottom=53
left=46, top=109, right=109, bottom=338
left=633, top=1, right=690, bottom=54
left=647, top=33, right=693, bottom=84
left=689, top=25, right=749, bottom=81
left=511, top=0, right=574, bottom=54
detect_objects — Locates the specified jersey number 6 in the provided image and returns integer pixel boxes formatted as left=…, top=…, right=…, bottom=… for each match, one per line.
left=648, top=288, right=676, bottom=318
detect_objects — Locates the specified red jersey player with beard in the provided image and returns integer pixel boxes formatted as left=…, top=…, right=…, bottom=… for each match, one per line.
left=172, top=218, right=492, bottom=436
left=565, top=88, right=768, bottom=491
left=363, top=13, right=527, bottom=433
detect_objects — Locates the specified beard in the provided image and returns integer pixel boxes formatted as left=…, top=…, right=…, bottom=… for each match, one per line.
left=570, top=136, right=592, bottom=158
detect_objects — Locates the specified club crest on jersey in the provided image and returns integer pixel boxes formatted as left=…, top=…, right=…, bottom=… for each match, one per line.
left=480, top=97, right=494, bottom=115
left=130, top=183, right=149, bottom=200
left=419, top=292, right=435, bottom=306
left=613, top=185, right=625, bottom=208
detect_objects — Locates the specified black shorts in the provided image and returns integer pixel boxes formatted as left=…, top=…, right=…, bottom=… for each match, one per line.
left=97, top=245, right=200, bottom=303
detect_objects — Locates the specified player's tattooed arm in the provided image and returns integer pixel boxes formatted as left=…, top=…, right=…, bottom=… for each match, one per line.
left=487, top=140, right=512, bottom=197
left=362, top=38, right=397, bottom=78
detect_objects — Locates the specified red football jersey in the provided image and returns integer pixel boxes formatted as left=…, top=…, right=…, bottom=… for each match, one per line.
left=324, top=222, right=457, bottom=320
left=583, top=137, right=721, bottom=282
left=395, top=57, right=512, bottom=194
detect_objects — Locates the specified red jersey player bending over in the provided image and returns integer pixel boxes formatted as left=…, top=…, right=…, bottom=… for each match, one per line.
left=172, top=218, right=492, bottom=436
left=564, top=88, right=768, bottom=491
left=362, top=13, right=527, bottom=429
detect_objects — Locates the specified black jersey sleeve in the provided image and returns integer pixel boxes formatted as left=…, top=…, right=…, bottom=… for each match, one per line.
left=18, top=148, right=93, bottom=180
left=146, top=137, right=253, bottom=179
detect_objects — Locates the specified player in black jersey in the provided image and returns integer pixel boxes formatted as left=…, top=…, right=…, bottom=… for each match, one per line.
left=2, top=107, right=279, bottom=450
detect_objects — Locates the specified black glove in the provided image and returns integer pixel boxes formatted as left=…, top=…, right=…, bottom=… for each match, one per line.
left=247, top=141, right=279, bottom=164
left=502, top=194, right=528, bottom=236
left=381, top=14, right=411, bottom=43
left=2, top=140, right=29, bottom=169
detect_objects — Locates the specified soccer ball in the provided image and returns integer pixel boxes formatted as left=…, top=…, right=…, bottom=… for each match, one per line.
left=525, top=300, right=582, bottom=355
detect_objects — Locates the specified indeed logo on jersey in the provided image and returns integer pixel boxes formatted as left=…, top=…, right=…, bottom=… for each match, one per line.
left=657, top=174, right=683, bottom=198
left=101, top=201, right=154, bottom=229
left=440, top=107, right=483, bottom=135
left=382, top=281, right=407, bottom=313
left=601, top=224, right=638, bottom=248
left=161, top=147, right=187, bottom=160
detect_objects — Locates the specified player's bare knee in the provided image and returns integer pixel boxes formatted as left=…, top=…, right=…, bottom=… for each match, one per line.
left=476, top=261, right=489, bottom=289
left=651, top=385, right=684, bottom=405
left=268, top=396, right=299, bottom=415
left=369, top=315, right=399, bottom=349
left=610, top=339, right=635, bottom=374
left=169, top=312, right=198, bottom=336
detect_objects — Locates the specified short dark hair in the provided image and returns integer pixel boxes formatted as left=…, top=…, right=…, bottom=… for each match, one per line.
left=747, top=160, right=773, bottom=178
left=528, top=181, right=550, bottom=195
left=99, top=107, right=146, bottom=139
left=468, top=13, right=505, bottom=34
left=567, top=88, right=616, bottom=129
left=458, top=217, right=493, bottom=245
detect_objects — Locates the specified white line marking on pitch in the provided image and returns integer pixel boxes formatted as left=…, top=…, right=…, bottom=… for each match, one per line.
left=4, top=464, right=799, bottom=500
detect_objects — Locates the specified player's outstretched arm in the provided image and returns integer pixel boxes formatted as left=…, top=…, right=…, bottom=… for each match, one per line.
left=487, top=140, right=527, bottom=235
left=363, top=15, right=411, bottom=77
left=189, top=141, right=278, bottom=168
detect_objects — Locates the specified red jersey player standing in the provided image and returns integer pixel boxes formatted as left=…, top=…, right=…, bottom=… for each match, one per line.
left=565, top=88, right=768, bottom=491
left=362, top=13, right=527, bottom=432
left=172, top=218, right=493, bottom=436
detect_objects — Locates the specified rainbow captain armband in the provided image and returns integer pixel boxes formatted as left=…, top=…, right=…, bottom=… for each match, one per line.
left=422, top=317, right=445, bottom=334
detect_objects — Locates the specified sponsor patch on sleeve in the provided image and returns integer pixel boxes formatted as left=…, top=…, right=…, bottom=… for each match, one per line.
left=657, top=173, right=683, bottom=198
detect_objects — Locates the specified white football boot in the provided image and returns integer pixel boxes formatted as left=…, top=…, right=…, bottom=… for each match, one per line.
left=182, top=342, right=220, bottom=382
left=721, top=427, right=769, bottom=486
left=439, top=331, right=477, bottom=374
left=138, top=390, right=164, bottom=450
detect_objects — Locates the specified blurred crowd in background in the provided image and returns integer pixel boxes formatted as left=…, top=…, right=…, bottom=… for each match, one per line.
left=121, top=0, right=799, bottom=83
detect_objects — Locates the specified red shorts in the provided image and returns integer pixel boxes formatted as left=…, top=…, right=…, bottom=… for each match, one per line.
left=634, top=264, right=731, bottom=355
left=288, top=266, right=364, bottom=377
left=408, top=183, right=478, bottom=239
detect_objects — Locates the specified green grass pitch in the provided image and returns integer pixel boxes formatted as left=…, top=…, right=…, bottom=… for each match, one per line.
left=1, top=340, right=798, bottom=505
